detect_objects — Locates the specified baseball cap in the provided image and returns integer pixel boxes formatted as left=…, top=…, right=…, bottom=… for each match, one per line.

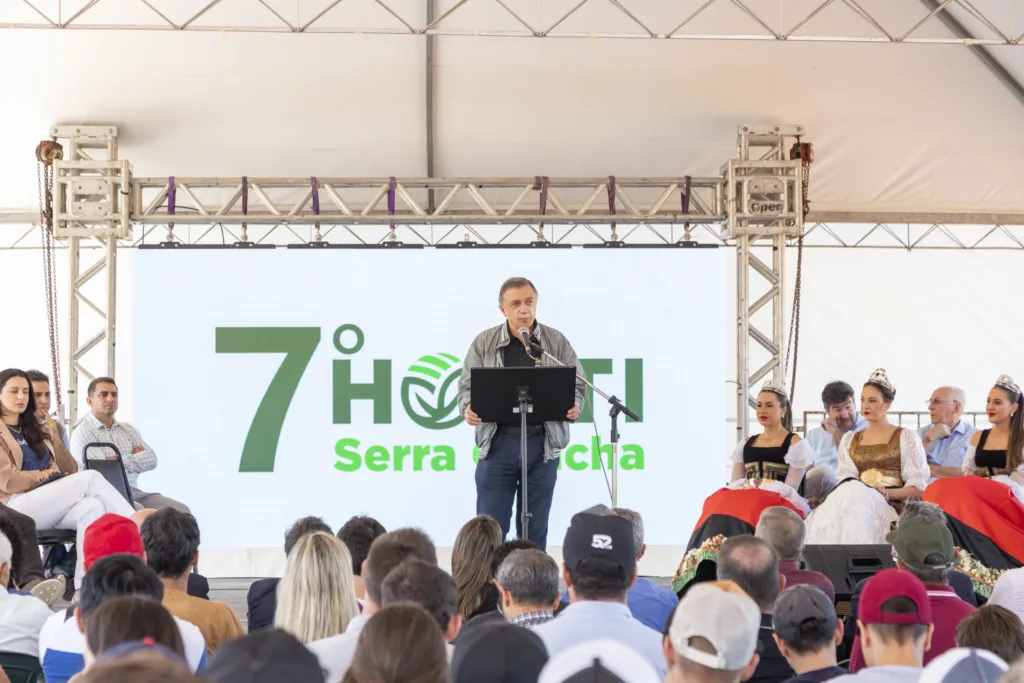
left=205, top=629, right=325, bottom=683
left=919, top=648, right=1008, bottom=683
left=83, top=514, right=145, bottom=571
left=859, top=569, right=933, bottom=625
left=451, top=622, right=548, bottom=683
left=538, top=640, right=661, bottom=683
left=562, top=506, right=636, bottom=575
left=670, top=582, right=760, bottom=670
left=887, top=516, right=955, bottom=570
left=773, top=584, right=837, bottom=646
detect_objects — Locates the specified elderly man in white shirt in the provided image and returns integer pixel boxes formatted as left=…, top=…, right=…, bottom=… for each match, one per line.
left=0, top=530, right=54, bottom=657
left=802, top=381, right=868, bottom=503
left=68, top=377, right=188, bottom=512
left=917, top=386, right=977, bottom=481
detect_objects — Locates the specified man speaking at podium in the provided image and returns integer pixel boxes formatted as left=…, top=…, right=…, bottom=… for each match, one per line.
left=458, top=277, right=587, bottom=550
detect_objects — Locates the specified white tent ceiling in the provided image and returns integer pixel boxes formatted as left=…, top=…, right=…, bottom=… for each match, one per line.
left=3, top=0, right=1024, bottom=218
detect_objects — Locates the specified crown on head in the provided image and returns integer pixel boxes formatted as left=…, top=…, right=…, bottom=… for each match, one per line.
left=866, top=368, right=895, bottom=394
left=995, top=374, right=1022, bottom=396
left=760, top=380, right=788, bottom=399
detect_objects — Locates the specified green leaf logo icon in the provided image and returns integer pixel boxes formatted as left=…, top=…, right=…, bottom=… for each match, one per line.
left=401, top=353, right=463, bottom=430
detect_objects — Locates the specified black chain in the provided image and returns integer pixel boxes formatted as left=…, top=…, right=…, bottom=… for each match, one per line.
left=784, top=153, right=810, bottom=404
left=38, top=159, right=62, bottom=412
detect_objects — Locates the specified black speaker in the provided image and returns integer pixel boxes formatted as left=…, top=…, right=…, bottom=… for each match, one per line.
left=801, top=544, right=895, bottom=607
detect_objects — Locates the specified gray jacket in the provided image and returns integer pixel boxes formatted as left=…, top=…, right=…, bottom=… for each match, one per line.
left=457, top=322, right=587, bottom=462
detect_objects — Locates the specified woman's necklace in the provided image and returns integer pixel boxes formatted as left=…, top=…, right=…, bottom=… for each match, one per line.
left=7, top=424, right=22, bottom=434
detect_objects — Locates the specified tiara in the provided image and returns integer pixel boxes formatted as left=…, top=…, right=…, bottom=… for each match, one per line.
left=995, top=374, right=1022, bottom=396
left=759, top=380, right=788, bottom=399
left=866, top=368, right=895, bottom=394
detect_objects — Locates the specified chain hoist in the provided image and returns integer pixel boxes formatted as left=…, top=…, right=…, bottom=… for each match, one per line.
left=785, top=138, right=814, bottom=403
left=35, top=139, right=64, bottom=412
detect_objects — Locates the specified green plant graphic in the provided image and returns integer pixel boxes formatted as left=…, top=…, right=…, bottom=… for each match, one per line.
left=401, top=353, right=463, bottom=430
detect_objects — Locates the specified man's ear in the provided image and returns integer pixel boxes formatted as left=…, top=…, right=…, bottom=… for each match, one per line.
left=772, top=633, right=790, bottom=658
left=834, top=619, right=845, bottom=645
left=778, top=573, right=787, bottom=593
left=741, top=653, right=760, bottom=682
left=662, top=635, right=676, bottom=668
left=75, top=607, right=85, bottom=636
left=446, top=614, right=462, bottom=643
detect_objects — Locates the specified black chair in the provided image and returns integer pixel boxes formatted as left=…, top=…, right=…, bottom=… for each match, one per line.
left=0, top=651, right=44, bottom=683
left=83, top=442, right=135, bottom=508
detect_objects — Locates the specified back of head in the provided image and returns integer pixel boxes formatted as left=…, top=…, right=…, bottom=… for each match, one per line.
left=611, top=508, right=644, bottom=559
left=85, top=596, right=185, bottom=661
left=342, top=604, right=448, bottom=683
left=275, top=531, right=359, bottom=643
left=362, top=528, right=437, bottom=607
left=452, top=515, right=503, bottom=619
left=859, top=569, right=933, bottom=650
left=140, top=508, right=201, bottom=579
left=538, top=639, right=661, bottom=683
left=920, top=648, right=1008, bottom=683
left=754, top=506, right=806, bottom=562
left=337, top=516, right=387, bottom=577
left=490, top=539, right=540, bottom=578
left=497, top=549, right=560, bottom=608
left=76, top=652, right=200, bottom=683
left=451, top=622, right=548, bottom=683
left=207, top=629, right=325, bottom=683
left=562, top=507, right=638, bottom=602
left=957, top=605, right=1024, bottom=665
left=716, top=535, right=780, bottom=612
left=380, top=559, right=458, bottom=633
left=284, top=516, right=333, bottom=556
left=84, top=513, right=146, bottom=572
left=772, top=584, right=838, bottom=656
left=988, top=568, right=1024, bottom=623
left=80, top=554, right=164, bottom=616
left=899, top=500, right=947, bottom=526
left=670, top=582, right=761, bottom=683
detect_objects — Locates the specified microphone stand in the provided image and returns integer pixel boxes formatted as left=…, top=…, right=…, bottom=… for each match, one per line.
left=528, top=342, right=640, bottom=507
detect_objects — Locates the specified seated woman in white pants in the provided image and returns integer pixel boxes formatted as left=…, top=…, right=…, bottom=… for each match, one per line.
left=0, top=369, right=135, bottom=588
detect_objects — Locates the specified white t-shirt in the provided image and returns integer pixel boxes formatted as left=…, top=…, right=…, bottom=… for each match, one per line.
left=0, top=590, right=55, bottom=657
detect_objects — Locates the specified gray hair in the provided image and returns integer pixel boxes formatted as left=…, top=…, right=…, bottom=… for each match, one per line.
left=755, top=506, right=806, bottom=562
left=0, top=531, right=10, bottom=572
left=938, top=386, right=966, bottom=409
left=717, top=536, right=780, bottom=612
left=496, top=549, right=559, bottom=607
left=612, top=508, right=644, bottom=559
left=498, top=277, right=537, bottom=306
left=899, top=500, right=947, bottom=526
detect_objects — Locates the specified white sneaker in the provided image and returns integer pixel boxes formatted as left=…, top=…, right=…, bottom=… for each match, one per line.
left=30, top=576, right=66, bottom=609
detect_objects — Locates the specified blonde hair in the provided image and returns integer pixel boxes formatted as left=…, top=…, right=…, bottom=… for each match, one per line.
left=275, top=531, right=360, bottom=643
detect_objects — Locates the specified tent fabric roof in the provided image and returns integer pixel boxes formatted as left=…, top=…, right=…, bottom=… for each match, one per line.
left=2, top=0, right=1024, bottom=218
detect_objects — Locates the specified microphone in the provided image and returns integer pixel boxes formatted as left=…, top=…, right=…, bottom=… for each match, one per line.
left=517, top=327, right=543, bottom=359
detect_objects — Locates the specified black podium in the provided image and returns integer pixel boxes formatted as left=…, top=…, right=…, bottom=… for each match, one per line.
left=471, top=366, right=576, bottom=541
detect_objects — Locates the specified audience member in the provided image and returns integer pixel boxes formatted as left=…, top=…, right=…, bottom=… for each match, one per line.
left=918, top=648, right=1007, bottom=683
left=848, top=515, right=975, bottom=671
left=497, top=548, right=560, bottom=626
left=74, top=651, right=202, bottom=683
left=140, top=508, right=243, bottom=653
left=0, top=529, right=54, bottom=657
left=132, top=508, right=209, bottom=600
left=757, top=507, right=836, bottom=602
left=205, top=629, right=325, bottom=683
left=307, top=528, right=436, bottom=683
left=558, top=508, right=678, bottom=630
left=38, top=543, right=207, bottom=682
left=0, top=369, right=137, bottom=592
left=274, top=531, right=359, bottom=644
left=663, top=581, right=761, bottom=683
left=717, top=535, right=794, bottom=683
left=0, top=504, right=64, bottom=602
left=956, top=605, right=1024, bottom=665
left=1002, top=659, right=1024, bottom=683
left=337, top=515, right=386, bottom=603
left=81, top=596, right=185, bottom=670
left=25, top=371, right=69, bottom=450
left=68, top=377, right=188, bottom=512
left=452, top=514, right=503, bottom=622
left=246, top=515, right=332, bottom=632
left=538, top=639, right=662, bottom=683
left=989, top=568, right=1024, bottom=623
left=830, top=569, right=934, bottom=683
left=772, top=585, right=846, bottom=683
left=534, top=505, right=666, bottom=678
left=918, top=386, right=976, bottom=479
left=450, top=621, right=548, bottom=683
left=341, top=603, right=448, bottom=683
left=380, top=559, right=461, bottom=645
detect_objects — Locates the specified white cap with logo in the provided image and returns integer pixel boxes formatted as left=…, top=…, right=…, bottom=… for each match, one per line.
left=670, top=583, right=761, bottom=671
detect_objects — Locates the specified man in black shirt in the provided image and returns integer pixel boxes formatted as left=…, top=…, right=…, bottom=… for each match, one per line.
left=773, top=585, right=847, bottom=683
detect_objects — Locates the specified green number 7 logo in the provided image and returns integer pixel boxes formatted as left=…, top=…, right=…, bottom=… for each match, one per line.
left=216, top=327, right=321, bottom=472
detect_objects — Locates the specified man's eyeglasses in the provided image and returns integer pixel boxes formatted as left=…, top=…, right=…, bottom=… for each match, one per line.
left=926, top=399, right=958, bottom=407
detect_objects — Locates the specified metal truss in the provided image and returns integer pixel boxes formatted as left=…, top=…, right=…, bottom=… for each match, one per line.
left=3, top=0, right=1024, bottom=46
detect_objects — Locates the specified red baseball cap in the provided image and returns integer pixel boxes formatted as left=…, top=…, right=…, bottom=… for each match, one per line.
left=859, top=569, right=932, bottom=625
left=83, top=513, right=145, bottom=571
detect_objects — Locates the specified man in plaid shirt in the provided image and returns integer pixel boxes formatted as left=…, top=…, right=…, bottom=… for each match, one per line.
left=496, top=548, right=560, bottom=627
left=69, top=377, right=188, bottom=513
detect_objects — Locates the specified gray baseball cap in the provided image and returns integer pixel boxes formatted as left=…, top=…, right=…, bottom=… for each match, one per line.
left=772, top=585, right=837, bottom=646
left=669, top=582, right=760, bottom=671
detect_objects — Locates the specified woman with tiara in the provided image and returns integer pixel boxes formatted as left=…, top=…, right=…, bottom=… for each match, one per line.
left=925, top=374, right=1024, bottom=572
left=676, top=381, right=811, bottom=592
left=804, top=369, right=930, bottom=545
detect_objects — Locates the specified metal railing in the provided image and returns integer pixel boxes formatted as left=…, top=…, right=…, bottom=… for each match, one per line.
left=798, top=411, right=991, bottom=435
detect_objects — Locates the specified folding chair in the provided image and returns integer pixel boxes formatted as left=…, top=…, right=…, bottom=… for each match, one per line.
left=83, top=442, right=135, bottom=508
left=0, top=651, right=44, bottom=683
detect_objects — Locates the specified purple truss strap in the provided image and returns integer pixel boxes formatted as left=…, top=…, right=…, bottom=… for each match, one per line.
left=310, top=176, right=320, bottom=232
left=682, top=175, right=692, bottom=230
left=167, top=176, right=176, bottom=230
left=533, top=176, right=549, bottom=216
left=387, top=176, right=397, bottom=231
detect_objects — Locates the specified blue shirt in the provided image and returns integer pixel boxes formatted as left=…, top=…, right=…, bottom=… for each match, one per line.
left=784, top=667, right=848, bottom=682
left=804, top=415, right=867, bottom=469
left=6, top=425, right=50, bottom=471
left=916, top=421, right=977, bottom=469
left=533, top=601, right=666, bottom=678
left=560, top=577, right=678, bottom=632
